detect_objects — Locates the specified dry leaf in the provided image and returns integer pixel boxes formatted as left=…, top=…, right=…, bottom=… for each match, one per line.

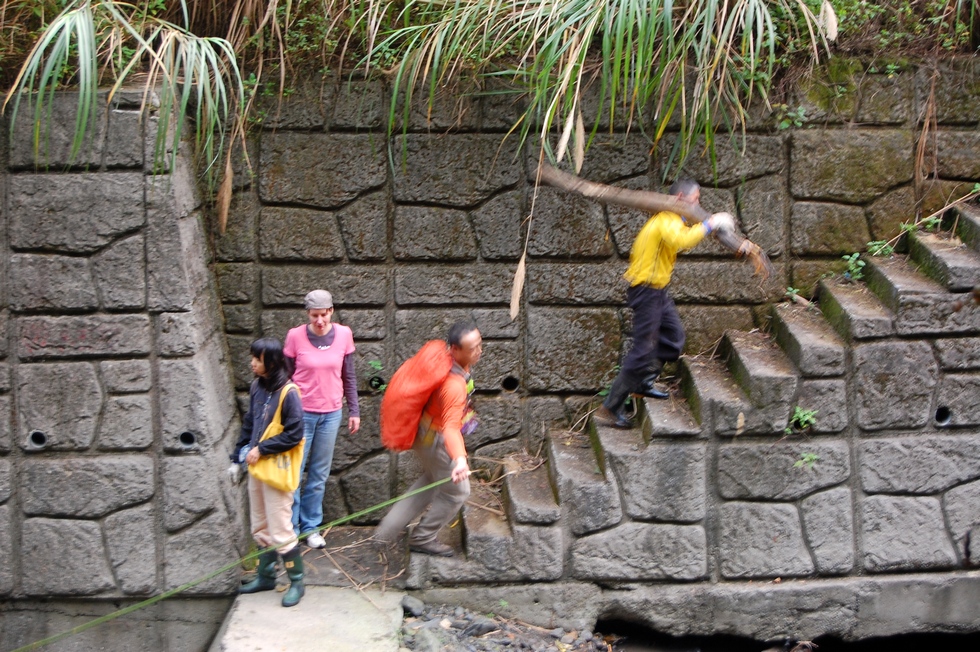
left=509, top=253, right=526, bottom=321
left=573, top=108, right=585, bottom=174
left=216, top=153, right=234, bottom=234
left=820, top=0, right=838, bottom=42
left=555, top=108, right=575, bottom=163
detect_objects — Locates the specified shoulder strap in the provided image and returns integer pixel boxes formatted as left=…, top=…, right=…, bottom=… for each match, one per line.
left=271, top=383, right=300, bottom=421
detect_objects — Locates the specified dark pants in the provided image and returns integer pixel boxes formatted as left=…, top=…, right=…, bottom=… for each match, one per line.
left=603, top=285, right=685, bottom=414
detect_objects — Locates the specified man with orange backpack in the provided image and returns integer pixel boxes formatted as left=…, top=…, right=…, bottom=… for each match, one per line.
left=373, top=321, right=482, bottom=557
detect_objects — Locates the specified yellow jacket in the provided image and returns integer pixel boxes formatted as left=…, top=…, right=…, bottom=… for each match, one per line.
left=624, top=211, right=708, bottom=288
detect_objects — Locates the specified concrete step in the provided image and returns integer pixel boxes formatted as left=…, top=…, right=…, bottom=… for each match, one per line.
left=771, top=303, right=846, bottom=377
left=594, top=424, right=707, bottom=523
left=864, top=254, right=980, bottom=336
left=547, top=429, right=622, bottom=535
left=502, top=461, right=560, bottom=525
left=908, top=231, right=980, bottom=291
left=642, top=395, right=703, bottom=439
left=953, top=201, right=980, bottom=253
left=679, top=356, right=790, bottom=436
left=720, top=330, right=800, bottom=410
left=818, top=278, right=895, bottom=341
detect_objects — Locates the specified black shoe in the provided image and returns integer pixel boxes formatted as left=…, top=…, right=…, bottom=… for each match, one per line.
left=636, top=382, right=669, bottom=399
left=409, top=539, right=455, bottom=557
left=594, top=406, right=635, bottom=429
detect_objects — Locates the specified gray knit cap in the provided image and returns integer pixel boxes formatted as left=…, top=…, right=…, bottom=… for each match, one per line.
left=304, top=289, right=333, bottom=310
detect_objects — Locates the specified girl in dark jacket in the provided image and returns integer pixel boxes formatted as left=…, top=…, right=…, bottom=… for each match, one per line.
left=231, top=337, right=306, bottom=607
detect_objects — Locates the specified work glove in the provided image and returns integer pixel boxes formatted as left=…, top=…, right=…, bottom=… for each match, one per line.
left=706, top=212, right=736, bottom=234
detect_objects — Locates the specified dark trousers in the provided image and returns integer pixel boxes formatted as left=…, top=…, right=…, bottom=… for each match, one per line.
left=603, top=285, right=685, bottom=414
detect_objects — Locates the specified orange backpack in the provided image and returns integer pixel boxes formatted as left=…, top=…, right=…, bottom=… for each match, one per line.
left=380, top=340, right=453, bottom=451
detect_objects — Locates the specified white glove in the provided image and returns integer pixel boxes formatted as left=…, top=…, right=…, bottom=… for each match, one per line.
left=227, top=463, right=244, bottom=484
left=707, top=212, right=736, bottom=234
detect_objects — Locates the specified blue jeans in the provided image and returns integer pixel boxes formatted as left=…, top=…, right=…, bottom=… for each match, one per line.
left=292, top=409, right=342, bottom=534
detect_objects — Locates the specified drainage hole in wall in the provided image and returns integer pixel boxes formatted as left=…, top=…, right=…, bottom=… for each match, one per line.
left=29, top=430, right=48, bottom=448
left=368, top=376, right=386, bottom=390
left=178, top=431, right=198, bottom=448
left=935, top=406, right=952, bottom=426
left=501, top=376, right=520, bottom=392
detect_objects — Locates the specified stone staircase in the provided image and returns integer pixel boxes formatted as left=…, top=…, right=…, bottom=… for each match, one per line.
left=405, top=203, right=980, bottom=640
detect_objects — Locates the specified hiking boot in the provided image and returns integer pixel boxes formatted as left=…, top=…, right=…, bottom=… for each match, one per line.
left=593, top=405, right=635, bottom=429
left=280, top=547, right=305, bottom=608
left=636, top=380, right=669, bottom=399
left=408, top=539, right=455, bottom=557
left=239, top=549, right=278, bottom=594
left=305, top=531, right=326, bottom=549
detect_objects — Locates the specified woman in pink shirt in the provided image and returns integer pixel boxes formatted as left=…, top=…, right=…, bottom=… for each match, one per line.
left=283, top=289, right=360, bottom=548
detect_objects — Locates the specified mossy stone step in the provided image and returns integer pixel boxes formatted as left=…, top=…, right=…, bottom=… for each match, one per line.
left=771, top=302, right=846, bottom=377
left=909, top=231, right=980, bottom=291
left=547, top=430, right=622, bottom=536
left=818, top=278, right=895, bottom=341
left=721, top=330, right=799, bottom=410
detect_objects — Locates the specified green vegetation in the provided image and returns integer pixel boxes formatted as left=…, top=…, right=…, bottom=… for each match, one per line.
left=866, top=240, right=894, bottom=257
left=786, top=406, right=818, bottom=435
left=794, top=451, right=820, bottom=469
left=841, top=252, right=866, bottom=282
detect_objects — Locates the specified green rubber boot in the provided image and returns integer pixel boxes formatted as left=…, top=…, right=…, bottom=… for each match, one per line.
left=239, top=549, right=278, bottom=594
left=281, top=547, right=305, bottom=608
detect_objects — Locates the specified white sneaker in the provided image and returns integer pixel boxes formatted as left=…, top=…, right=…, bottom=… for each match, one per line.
left=306, top=532, right=326, bottom=549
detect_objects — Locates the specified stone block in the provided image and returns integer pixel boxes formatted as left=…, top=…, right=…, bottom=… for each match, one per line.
left=470, top=339, right=521, bottom=393
left=791, top=130, right=914, bottom=203
left=527, top=308, right=622, bottom=392
left=92, top=234, right=147, bottom=309
left=394, top=264, right=511, bottom=306
left=859, top=495, right=957, bottom=572
left=924, top=59, right=980, bottom=124
left=675, top=134, right=786, bottom=186
left=163, top=512, right=240, bottom=594
left=818, top=278, right=894, bottom=342
left=504, top=465, right=560, bottom=525
left=771, top=303, right=846, bottom=377
left=571, top=522, right=707, bottom=581
left=264, top=265, right=389, bottom=306
left=527, top=263, right=627, bottom=305
left=945, top=478, right=980, bottom=557
left=157, top=312, right=204, bottom=357
left=336, top=191, right=389, bottom=262
left=100, top=359, right=152, bottom=393
left=601, top=439, right=706, bottom=522
left=449, top=508, right=562, bottom=581
left=790, top=260, right=844, bottom=296
left=717, top=441, right=850, bottom=501
left=859, top=436, right=980, bottom=494
left=163, top=457, right=223, bottom=531
left=737, top=174, right=789, bottom=258
left=256, top=84, right=325, bottom=129
left=910, top=232, right=980, bottom=292
left=606, top=176, right=654, bottom=256
left=856, top=73, right=915, bottom=124
left=258, top=309, right=302, bottom=340
left=935, top=337, right=980, bottom=370
left=326, top=80, right=385, bottom=129
left=352, top=342, right=387, bottom=394
left=17, top=362, right=102, bottom=450
left=8, top=172, right=146, bottom=254
left=0, top=363, right=8, bottom=393
left=471, top=190, right=523, bottom=260
left=669, top=259, right=786, bottom=303
left=0, top=506, right=10, bottom=595
left=215, top=263, right=256, bottom=303
left=800, top=488, right=855, bottom=575
left=548, top=433, right=622, bottom=535
left=403, top=85, right=480, bottom=130
left=393, top=206, right=478, bottom=260
left=852, top=341, right=938, bottom=431
left=675, top=304, right=756, bottom=355
left=798, top=378, right=848, bottom=433
left=394, top=308, right=517, bottom=353
left=259, top=206, right=346, bottom=261
left=9, top=254, right=98, bottom=311
left=866, top=186, right=917, bottom=240
left=17, top=314, right=151, bottom=360
left=0, top=459, right=10, bottom=504
left=21, top=518, right=116, bottom=595
left=466, top=394, right=521, bottom=449
left=680, top=356, right=788, bottom=436
left=145, top=183, right=193, bottom=312
left=158, top=354, right=233, bottom=451
left=259, top=133, right=386, bottom=208
left=526, top=188, right=614, bottom=259
left=0, top=311, right=8, bottom=358
left=214, top=191, right=259, bottom=262
left=104, top=505, right=157, bottom=594
left=334, top=309, right=386, bottom=341
left=0, top=396, right=9, bottom=453
left=98, top=395, right=154, bottom=450
left=339, top=453, right=390, bottom=525
left=575, top=133, right=651, bottom=182
left=935, top=373, right=980, bottom=427
left=722, top=330, right=799, bottom=409
left=935, top=130, right=980, bottom=179
left=8, top=92, right=106, bottom=168
left=21, top=455, right=154, bottom=518
left=105, top=108, right=145, bottom=168
left=392, top=134, right=521, bottom=207
left=331, top=396, right=384, bottom=473
left=718, top=502, right=814, bottom=579
left=222, top=304, right=256, bottom=334
left=790, top=202, right=870, bottom=255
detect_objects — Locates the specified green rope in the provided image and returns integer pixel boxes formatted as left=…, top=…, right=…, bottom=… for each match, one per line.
left=11, top=476, right=453, bottom=652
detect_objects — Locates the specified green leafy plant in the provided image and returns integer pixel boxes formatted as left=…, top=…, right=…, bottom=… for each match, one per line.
left=366, top=359, right=387, bottom=392
left=785, top=406, right=818, bottom=435
left=921, top=214, right=942, bottom=231
left=867, top=240, right=894, bottom=257
left=774, top=103, right=806, bottom=129
left=785, top=286, right=800, bottom=300
left=794, top=451, right=820, bottom=469
left=842, top=252, right=866, bottom=282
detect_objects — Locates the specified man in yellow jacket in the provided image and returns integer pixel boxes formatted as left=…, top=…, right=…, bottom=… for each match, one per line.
left=595, top=179, right=734, bottom=428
